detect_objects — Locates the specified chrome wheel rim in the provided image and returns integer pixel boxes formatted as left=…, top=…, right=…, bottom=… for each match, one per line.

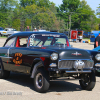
left=36, top=73, right=43, bottom=89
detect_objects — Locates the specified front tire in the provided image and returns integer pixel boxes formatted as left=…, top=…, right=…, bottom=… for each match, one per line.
left=0, top=33, right=2, bottom=37
left=79, top=71, right=96, bottom=90
left=34, top=68, right=50, bottom=93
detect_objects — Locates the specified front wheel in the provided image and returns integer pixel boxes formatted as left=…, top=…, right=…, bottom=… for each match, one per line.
left=79, top=71, right=96, bottom=90
left=0, top=33, right=2, bottom=37
left=34, top=68, right=50, bottom=93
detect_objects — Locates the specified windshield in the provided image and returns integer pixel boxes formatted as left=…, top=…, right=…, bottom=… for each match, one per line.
left=29, top=34, right=69, bottom=47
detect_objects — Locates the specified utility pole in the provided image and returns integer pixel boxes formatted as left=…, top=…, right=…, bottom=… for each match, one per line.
left=68, top=13, right=72, bottom=31
left=69, top=14, right=71, bottom=31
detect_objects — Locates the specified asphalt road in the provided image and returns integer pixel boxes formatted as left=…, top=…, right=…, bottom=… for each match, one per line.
left=0, top=38, right=100, bottom=100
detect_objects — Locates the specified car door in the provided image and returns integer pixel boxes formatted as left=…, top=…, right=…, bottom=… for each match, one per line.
left=9, top=36, right=29, bottom=73
left=0, top=37, right=16, bottom=71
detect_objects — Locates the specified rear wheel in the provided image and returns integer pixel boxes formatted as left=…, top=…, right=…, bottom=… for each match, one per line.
left=79, top=71, right=96, bottom=90
left=0, top=67, right=10, bottom=79
left=34, top=68, right=50, bottom=93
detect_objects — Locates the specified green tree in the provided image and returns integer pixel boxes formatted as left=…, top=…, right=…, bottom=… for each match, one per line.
left=0, top=0, right=18, bottom=12
left=20, top=0, right=35, bottom=7
left=0, top=12, right=8, bottom=28
left=0, top=0, right=18, bottom=28
left=58, top=0, right=80, bottom=30
left=96, top=4, right=100, bottom=18
left=35, top=0, right=50, bottom=8
left=20, top=0, right=50, bottom=8
left=25, top=18, right=31, bottom=27
left=76, top=0, right=97, bottom=31
left=12, top=19, right=21, bottom=30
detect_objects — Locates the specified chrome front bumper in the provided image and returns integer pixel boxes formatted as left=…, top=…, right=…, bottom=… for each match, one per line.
left=65, top=70, right=91, bottom=73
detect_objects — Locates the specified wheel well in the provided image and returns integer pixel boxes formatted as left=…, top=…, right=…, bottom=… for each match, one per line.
left=30, top=60, right=44, bottom=74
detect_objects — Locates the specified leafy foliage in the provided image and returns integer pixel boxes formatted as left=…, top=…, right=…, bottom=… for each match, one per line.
left=0, top=0, right=99, bottom=32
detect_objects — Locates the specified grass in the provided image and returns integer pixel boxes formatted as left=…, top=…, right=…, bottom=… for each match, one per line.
left=0, top=36, right=7, bottom=38
left=83, top=38, right=90, bottom=40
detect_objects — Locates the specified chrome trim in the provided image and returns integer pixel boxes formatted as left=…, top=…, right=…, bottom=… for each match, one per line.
left=0, top=56, right=12, bottom=59
left=49, top=63, right=57, bottom=67
left=95, top=63, right=100, bottom=67
left=58, top=59, right=94, bottom=69
left=7, top=48, right=10, bottom=57
left=65, top=70, right=91, bottom=73
left=59, top=68, right=93, bottom=70
left=59, top=59, right=92, bottom=61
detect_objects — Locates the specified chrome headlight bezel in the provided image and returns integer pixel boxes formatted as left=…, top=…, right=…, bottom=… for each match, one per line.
left=95, top=54, right=100, bottom=61
left=50, top=53, right=58, bottom=60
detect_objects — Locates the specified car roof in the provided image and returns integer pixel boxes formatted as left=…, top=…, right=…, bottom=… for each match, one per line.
left=9, top=31, right=65, bottom=38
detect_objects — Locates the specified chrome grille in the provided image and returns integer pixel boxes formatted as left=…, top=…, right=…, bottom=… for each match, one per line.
left=58, top=60, right=94, bottom=69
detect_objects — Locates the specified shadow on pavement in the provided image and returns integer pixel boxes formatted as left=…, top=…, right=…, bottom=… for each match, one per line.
left=5, top=72, right=82, bottom=92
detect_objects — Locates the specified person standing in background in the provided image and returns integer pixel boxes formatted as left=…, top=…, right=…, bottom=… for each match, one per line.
left=34, top=28, right=37, bottom=31
left=94, top=31, right=100, bottom=48
left=25, top=26, right=30, bottom=31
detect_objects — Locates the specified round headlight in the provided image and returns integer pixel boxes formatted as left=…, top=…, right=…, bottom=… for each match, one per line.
left=95, top=54, right=100, bottom=61
left=50, top=53, right=58, bottom=60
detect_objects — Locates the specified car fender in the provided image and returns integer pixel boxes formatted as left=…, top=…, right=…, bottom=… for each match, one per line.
left=31, top=61, right=44, bottom=78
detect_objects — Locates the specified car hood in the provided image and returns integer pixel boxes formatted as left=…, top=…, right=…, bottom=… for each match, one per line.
left=33, top=46, right=91, bottom=59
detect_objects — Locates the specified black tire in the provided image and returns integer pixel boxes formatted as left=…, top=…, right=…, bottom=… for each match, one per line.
left=95, top=70, right=100, bottom=76
left=79, top=70, right=96, bottom=91
left=0, top=33, right=2, bottom=37
left=0, top=63, right=10, bottom=79
left=34, top=68, right=50, bottom=93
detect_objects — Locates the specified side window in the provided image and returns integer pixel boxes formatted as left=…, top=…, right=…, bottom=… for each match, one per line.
left=16, top=37, right=28, bottom=47
left=44, top=37, right=52, bottom=46
left=4, top=37, right=16, bottom=47
left=30, top=38, right=43, bottom=46
left=55, top=38, right=66, bottom=44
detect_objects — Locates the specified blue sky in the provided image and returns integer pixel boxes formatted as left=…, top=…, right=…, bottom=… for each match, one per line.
left=49, top=0, right=100, bottom=13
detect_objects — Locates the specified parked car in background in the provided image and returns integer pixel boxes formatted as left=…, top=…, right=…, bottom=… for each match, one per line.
left=90, top=31, right=100, bottom=42
left=0, top=28, right=19, bottom=37
left=0, top=31, right=96, bottom=93
left=0, top=27, right=4, bottom=36
left=83, top=32, right=94, bottom=38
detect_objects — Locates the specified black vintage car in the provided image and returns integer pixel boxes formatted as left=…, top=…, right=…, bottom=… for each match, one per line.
left=0, top=31, right=96, bottom=93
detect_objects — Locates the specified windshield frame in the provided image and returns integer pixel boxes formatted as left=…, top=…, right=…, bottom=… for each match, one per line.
left=29, top=34, right=70, bottom=47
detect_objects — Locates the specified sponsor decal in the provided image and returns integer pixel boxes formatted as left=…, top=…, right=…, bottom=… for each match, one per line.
left=13, top=53, right=22, bottom=64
